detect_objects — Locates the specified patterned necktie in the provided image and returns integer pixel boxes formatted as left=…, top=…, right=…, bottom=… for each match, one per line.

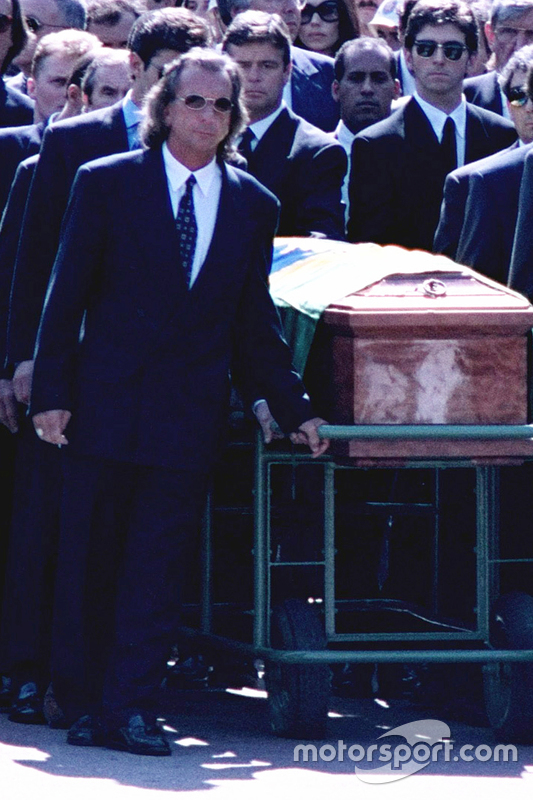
left=238, top=127, right=256, bottom=162
left=441, top=117, right=457, bottom=174
left=175, top=174, right=197, bottom=287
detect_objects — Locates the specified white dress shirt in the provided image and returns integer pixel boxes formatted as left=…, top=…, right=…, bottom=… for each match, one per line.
left=122, top=90, right=144, bottom=150
left=244, top=102, right=286, bottom=150
left=162, top=142, right=222, bottom=287
left=414, top=91, right=467, bottom=167
left=335, top=120, right=355, bottom=220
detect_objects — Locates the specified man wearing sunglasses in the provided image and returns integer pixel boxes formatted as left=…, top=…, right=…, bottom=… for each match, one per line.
left=28, top=47, right=326, bottom=756
left=347, top=0, right=516, bottom=252
left=0, top=6, right=210, bottom=730
left=464, top=0, right=533, bottom=116
left=436, top=43, right=533, bottom=266
left=223, top=10, right=345, bottom=238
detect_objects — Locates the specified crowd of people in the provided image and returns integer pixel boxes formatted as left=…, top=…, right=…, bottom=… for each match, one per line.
left=0, top=0, right=530, bottom=759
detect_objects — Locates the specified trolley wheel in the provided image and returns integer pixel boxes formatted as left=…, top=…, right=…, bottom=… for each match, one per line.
left=484, top=591, right=533, bottom=743
left=265, top=599, right=330, bottom=739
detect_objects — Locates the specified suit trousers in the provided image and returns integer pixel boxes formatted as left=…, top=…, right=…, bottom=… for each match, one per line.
left=51, top=451, right=208, bottom=725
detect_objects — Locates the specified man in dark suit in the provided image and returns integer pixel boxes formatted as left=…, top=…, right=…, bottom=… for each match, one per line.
left=463, top=0, right=533, bottom=116
left=223, top=11, right=346, bottom=238
left=435, top=44, right=533, bottom=264
left=347, top=0, right=517, bottom=252
left=508, top=146, right=533, bottom=298
left=31, top=48, right=327, bottom=756
left=0, top=7, right=211, bottom=727
left=227, top=0, right=340, bottom=130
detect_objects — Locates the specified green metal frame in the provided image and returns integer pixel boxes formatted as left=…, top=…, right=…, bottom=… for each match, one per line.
left=186, top=423, right=533, bottom=667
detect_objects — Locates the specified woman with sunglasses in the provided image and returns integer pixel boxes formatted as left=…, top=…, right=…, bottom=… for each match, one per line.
left=296, top=0, right=357, bottom=58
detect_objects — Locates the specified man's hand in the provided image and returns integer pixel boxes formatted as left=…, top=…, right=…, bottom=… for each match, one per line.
left=0, top=379, right=18, bottom=433
left=290, top=417, right=329, bottom=457
left=32, top=409, right=71, bottom=446
left=13, top=360, right=34, bottom=405
left=253, top=399, right=284, bottom=444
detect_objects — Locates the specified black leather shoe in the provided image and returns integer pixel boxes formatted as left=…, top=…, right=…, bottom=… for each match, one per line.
left=105, top=714, right=171, bottom=756
left=67, top=715, right=106, bottom=747
left=8, top=682, right=46, bottom=725
left=0, top=676, right=12, bottom=712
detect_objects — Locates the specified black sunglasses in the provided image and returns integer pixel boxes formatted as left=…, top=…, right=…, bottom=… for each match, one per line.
left=0, top=13, right=12, bottom=33
left=177, top=94, right=233, bottom=114
left=413, top=40, right=468, bottom=61
left=25, top=15, right=65, bottom=33
left=506, top=86, right=531, bottom=107
left=300, top=1, right=339, bottom=25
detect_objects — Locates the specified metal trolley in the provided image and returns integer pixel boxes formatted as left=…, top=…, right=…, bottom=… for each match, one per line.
left=183, top=422, right=533, bottom=744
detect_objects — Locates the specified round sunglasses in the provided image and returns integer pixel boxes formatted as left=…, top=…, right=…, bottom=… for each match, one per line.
left=176, top=94, right=233, bottom=114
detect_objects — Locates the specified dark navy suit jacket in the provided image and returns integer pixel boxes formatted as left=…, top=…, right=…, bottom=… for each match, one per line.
left=245, top=106, right=346, bottom=238
left=347, top=97, right=517, bottom=251
left=433, top=140, right=521, bottom=259
left=509, top=148, right=533, bottom=299
left=463, top=71, right=503, bottom=116
left=31, top=148, right=312, bottom=470
left=0, top=122, right=43, bottom=215
left=291, top=46, right=338, bottom=132
left=7, top=100, right=128, bottom=367
left=0, top=78, right=33, bottom=129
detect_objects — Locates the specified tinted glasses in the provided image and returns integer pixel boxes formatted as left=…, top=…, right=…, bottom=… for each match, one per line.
left=0, top=13, right=12, bottom=33
left=300, top=0, right=339, bottom=24
left=413, top=40, right=468, bottom=61
left=506, top=86, right=532, bottom=107
left=177, top=94, right=233, bottom=114
left=25, top=16, right=65, bottom=33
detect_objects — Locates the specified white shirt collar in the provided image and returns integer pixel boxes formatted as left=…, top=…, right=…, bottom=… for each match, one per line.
left=162, top=141, right=218, bottom=197
left=414, top=90, right=467, bottom=140
left=248, top=101, right=286, bottom=143
left=335, top=120, right=356, bottom=152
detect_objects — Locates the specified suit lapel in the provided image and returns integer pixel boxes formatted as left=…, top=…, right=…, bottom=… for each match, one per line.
left=247, top=108, right=296, bottom=191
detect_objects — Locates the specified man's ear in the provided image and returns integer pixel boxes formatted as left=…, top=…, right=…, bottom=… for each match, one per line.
left=485, top=20, right=495, bottom=50
left=27, top=75, right=36, bottom=100
left=332, top=79, right=340, bottom=102
left=393, top=77, right=400, bottom=99
left=129, top=51, right=144, bottom=80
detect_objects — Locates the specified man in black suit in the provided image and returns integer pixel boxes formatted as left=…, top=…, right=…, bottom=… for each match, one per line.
left=228, top=0, right=340, bottom=130
left=508, top=146, right=533, bottom=298
left=435, top=44, right=533, bottom=265
left=463, top=0, right=533, bottom=116
left=31, top=48, right=327, bottom=756
left=347, top=0, right=517, bottom=252
left=223, top=11, right=346, bottom=238
left=0, top=29, right=101, bottom=216
left=0, top=7, right=211, bottom=727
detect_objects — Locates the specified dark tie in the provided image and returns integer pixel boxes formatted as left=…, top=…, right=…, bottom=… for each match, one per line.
left=441, top=117, right=457, bottom=174
left=238, top=127, right=256, bottom=162
left=175, top=174, right=197, bottom=287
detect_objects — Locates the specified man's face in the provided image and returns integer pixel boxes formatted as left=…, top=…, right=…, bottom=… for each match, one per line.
left=356, top=0, right=379, bottom=28
left=28, top=52, right=78, bottom=121
left=374, top=24, right=400, bottom=51
left=406, top=22, right=472, bottom=104
left=487, top=7, right=533, bottom=71
left=507, top=67, right=533, bottom=143
left=332, top=47, right=399, bottom=134
left=86, top=60, right=133, bottom=109
left=225, top=41, right=290, bottom=122
left=249, top=0, right=301, bottom=42
left=164, top=63, right=232, bottom=166
left=20, top=0, right=67, bottom=36
left=130, top=47, right=182, bottom=101
left=0, top=0, right=12, bottom=68
left=88, top=13, right=138, bottom=48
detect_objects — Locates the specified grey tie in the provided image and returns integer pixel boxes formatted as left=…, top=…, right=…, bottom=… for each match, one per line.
left=175, top=174, right=197, bottom=287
